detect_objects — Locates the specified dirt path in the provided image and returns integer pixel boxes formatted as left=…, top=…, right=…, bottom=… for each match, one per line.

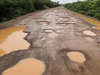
left=0, top=6, right=100, bottom=75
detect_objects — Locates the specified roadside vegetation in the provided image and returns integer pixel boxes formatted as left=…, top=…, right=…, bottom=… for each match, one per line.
left=65, top=0, right=100, bottom=20
left=0, top=0, right=59, bottom=23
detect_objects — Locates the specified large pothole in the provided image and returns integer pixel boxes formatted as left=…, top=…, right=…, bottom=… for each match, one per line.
left=44, top=29, right=54, bottom=33
left=67, top=52, right=86, bottom=63
left=37, top=21, right=49, bottom=25
left=0, top=27, right=30, bottom=55
left=2, top=58, right=45, bottom=75
left=83, top=30, right=96, bottom=36
left=48, top=32, right=58, bottom=39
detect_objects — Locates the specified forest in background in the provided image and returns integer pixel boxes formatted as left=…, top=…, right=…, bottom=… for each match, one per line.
left=65, top=0, right=100, bottom=20
left=0, top=0, right=59, bottom=23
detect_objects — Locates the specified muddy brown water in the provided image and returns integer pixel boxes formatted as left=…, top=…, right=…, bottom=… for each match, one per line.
left=37, top=21, right=48, bottom=25
left=73, top=13, right=100, bottom=30
left=0, top=27, right=30, bottom=56
left=2, top=58, right=45, bottom=75
left=83, top=30, right=96, bottom=36
left=67, top=52, right=86, bottom=63
left=48, top=32, right=58, bottom=38
left=45, top=29, right=54, bottom=33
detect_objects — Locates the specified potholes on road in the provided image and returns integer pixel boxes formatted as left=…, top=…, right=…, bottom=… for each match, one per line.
left=0, top=27, right=30, bottom=56
left=37, top=21, right=49, bottom=25
left=48, top=32, right=58, bottom=39
left=20, top=24, right=26, bottom=26
left=83, top=30, right=96, bottom=36
left=2, top=58, right=45, bottom=75
left=92, top=26, right=100, bottom=30
left=44, top=29, right=54, bottom=33
left=31, top=17, right=40, bottom=19
left=67, top=52, right=86, bottom=63
left=0, top=48, right=5, bottom=56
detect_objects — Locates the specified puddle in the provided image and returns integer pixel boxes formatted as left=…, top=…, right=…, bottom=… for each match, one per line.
left=74, top=28, right=84, bottom=31
left=0, top=27, right=30, bottom=55
left=92, top=27, right=96, bottom=29
left=73, top=13, right=100, bottom=27
left=20, top=24, right=26, bottom=26
left=37, top=21, right=49, bottom=25
left=48, top=32, right=58, bottom=38
left=44, top=29, right=54, bottom=33
left=67, top=52, right=86, bottom=63
left=2, top=58, right=45, bottom=75
left=56, top=26, right=65, bottom=29
left=83, top=30, right=96, bottom=36
left=92, top=26, right=100, bottom=30
left=85, top=37, right=94, bottom=42
left=31, top=17, right=40, bottom=19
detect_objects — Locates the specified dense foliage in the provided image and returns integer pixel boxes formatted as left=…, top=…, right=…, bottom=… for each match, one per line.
left=65, top=0, right=100, bottom=20
left=0, top=0, right=59, bottom=23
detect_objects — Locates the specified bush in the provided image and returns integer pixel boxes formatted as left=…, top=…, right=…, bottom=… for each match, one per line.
left=65, top=0, right=100, bottom=20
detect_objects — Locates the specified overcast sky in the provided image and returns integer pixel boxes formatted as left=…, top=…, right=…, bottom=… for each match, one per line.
left=51, top=0, right=85, bottom=4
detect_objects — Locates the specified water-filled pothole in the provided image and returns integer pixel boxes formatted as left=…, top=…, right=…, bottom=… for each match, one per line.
left=20, top=24, right=26, bottom=26
left=0, top=27, right=30, bottom=55
left=92, top=27, right=96, bottom=29
left=92, top=27, right=100, bottom=30
left=73, top=13, right=100, bottom=27
left=2, top=58, right=45, bottom=75
left=57, top=23, right=67, bottom=26
left=83, top=30, right=96, bottom=36
left=44, top=29, right=54, bottom=33
left=37, top=21, right=49, bottom=25
left=67, top=52, right=86, bottom=63
left=31, top=17, right=40, bottom=19
left=48, top=32, right=58, bottom=38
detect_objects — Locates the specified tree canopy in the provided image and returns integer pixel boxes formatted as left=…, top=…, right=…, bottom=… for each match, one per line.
left=65, top=0, right=100, bottom=20
left=0, top=0, right=60, bottom=23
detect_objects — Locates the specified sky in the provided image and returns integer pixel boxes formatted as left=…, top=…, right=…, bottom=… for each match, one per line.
left=51, top=0, right=85, bottom=4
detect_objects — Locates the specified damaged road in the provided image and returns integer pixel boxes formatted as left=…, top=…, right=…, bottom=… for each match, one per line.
left=0, top=6, right=100, bottom=75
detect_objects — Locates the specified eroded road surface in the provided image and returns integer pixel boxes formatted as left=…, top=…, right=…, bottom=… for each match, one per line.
left=0, top=6, right=100, bottom=75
